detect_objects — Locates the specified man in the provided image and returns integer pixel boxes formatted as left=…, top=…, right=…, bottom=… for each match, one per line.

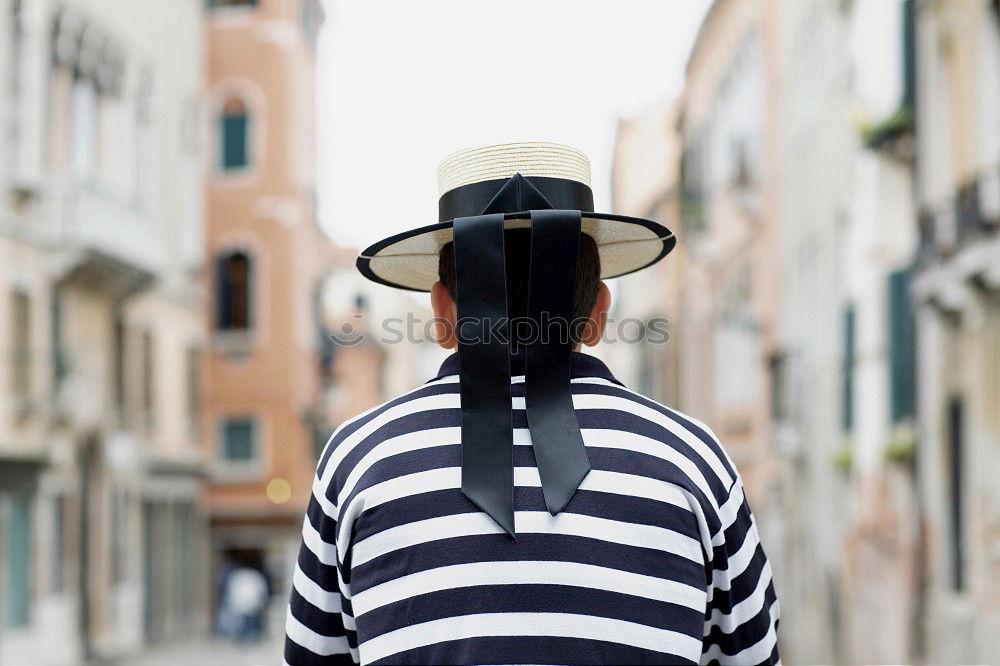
left=285, top=142, right=780, bottom=665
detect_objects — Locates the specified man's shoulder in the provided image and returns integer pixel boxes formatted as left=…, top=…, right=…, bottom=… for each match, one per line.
left=569, top=376, right=741, bottom=505
left=315, top=370, right=741, bottom=517
left=315, top=375, right=462, bottom=483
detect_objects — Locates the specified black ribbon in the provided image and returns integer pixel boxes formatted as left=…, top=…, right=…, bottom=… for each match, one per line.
left=452, top=174, right=592, bottom=537
left=454, top=213, right=515, bottom=536
left=525, top=209, right=591, bottom=516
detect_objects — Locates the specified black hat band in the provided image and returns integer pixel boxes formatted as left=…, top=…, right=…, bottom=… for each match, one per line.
left=440, top=175, right=595, bottom=222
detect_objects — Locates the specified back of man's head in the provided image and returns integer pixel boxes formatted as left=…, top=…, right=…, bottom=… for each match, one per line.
left=437, top=229, right=601, bottom=345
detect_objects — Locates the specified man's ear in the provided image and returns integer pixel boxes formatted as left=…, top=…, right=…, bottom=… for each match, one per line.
left=430, top=281, right=457, bottom=349
left=579, top=282, right=611, bottom=347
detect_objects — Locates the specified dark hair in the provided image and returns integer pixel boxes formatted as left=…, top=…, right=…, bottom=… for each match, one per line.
left=438, top=229, right=601, bottom=344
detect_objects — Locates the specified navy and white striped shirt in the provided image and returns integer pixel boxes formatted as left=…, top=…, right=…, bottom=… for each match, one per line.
left=285, top=352, right=780, bottom=665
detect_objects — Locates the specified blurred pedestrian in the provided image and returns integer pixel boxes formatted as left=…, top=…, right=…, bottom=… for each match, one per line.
left=214, top=558, right=237, bottom=637
left=226, top=565, right=269, bottom=644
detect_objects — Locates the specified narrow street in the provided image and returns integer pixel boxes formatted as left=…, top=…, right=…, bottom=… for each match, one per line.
left=112, top=604, right=285, bottom=666
left=117, top=630, right=283, bottom=666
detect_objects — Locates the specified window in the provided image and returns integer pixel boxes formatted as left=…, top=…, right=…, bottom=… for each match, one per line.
left=50, top=285, right=66, bottom=392
left=142, top=501, right=154, bottom=639
left=186, top=346, right=201, bottom=437
left=51, top=496, right=65, bottom=594
left=769, top=351, right=790, bottom=421
left=219, top=97, right=249, bottom=171
left=887, top=269, right=915, bottom=423
left=216, top=251, right=252, bottom=330
left=947, top=396, right=965, bottom=592
left=221, top=417, right=257, bottom=463
left=71, top=76, right=97, bottom=177
left=715, top=266, right=759, bottom=412
left=637, top=331, right=656, bottom=398
left=901, top=0, right=916, bottom=110
left=48, top=64, right=73, bottom=169
left=113, top=316, right=125, bottom=423
left=134, top=67, right=154, bottom=202
left=311, top=419, right=328, bottom=461
left=680, top=131, right=707, bottom=232
left=5, top=494, right=32, bottom=628
left=141, top=329, right=155, bottom=429
left=10, top=290, right=31, bottom=396
left=207, top=0, right=259, bottom=9
left=301, top=0, right=320, bottom=50
left=842, top=305, right=856, bottom=432
left=10, top=0, right=25, bottom=168
left=50, top=9, right=81, bottom=169
left=174, top=504, right=196, bottom=617
left=111, top=491, right=127, bottom=584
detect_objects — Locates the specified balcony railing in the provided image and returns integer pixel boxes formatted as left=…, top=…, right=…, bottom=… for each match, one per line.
left=917, top=166, right=1000, bottom=266
left=955, top=179, right=983, bottom=243
left=38, top=178, right=167, bottom=276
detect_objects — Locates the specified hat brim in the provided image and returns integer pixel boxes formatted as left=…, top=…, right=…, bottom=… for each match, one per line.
left=357, top=212, right=676, bottom=292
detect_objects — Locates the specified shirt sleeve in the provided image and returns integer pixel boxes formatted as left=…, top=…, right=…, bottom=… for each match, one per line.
left=700, top=480, right=781, bottom=666
left=284, top=473, right=358, bottom=665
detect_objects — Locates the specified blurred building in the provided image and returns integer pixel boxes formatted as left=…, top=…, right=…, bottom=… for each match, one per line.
left=608, top=100, right=684, bottom=405
left=0, top=0, right=209, bottom=663
left=912, top=1, right=1000, bottom=662
left=202, top=0, right=335, bottom=618
left=675, top=0, right=785, bottom=545
left=614, top=3, right=791, bottom=650
left=613, top=0, right=999, bottom=664
left=614, top=0, right=790, bottom=650
left=774, top=1, right=921, bottom=662
left=321, top=258, right=447, bottom=418
left=769, top=1, right=859, bottom=657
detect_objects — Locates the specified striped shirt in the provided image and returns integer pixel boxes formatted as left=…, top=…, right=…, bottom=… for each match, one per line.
left=285, top=352, right=780, bottom=665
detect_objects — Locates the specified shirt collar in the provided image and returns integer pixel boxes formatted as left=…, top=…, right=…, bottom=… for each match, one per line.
left=432, top=348, right=623, bottom=385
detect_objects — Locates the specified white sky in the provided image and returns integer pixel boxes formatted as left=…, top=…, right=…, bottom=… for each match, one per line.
left=316, top=0, right=710, bottom=250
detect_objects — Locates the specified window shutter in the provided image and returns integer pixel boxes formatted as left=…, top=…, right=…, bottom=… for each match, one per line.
left=216, top=255, right=231, bottom=329
left=222, top=418, right=256, bottom=461
left=887, top=268, right=915, bottom=423
left=220, top=111, right=248, bottom=170
left=947, top=396, right=965, bottom=591
left=6, top=495, right=32, bottom=627
left=842, top=305, right=856, bottom=432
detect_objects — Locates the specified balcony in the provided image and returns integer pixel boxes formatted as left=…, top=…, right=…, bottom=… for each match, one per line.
left=916, top=207, right=936, bottom=265
left=954, top=178, right=999, bottom=243
left=916, top=166, right=1000, bottom=266
left=42, top=178, right=166, bottom=293
left=0, top=452, right=47, bottom=493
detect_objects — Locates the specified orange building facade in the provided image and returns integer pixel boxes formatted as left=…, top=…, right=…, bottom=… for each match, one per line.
left=203, top=0, right=331, bottom=603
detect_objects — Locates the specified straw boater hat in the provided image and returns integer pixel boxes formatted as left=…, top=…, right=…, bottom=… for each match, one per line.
left=357, top=141, right=675, bottom=291
left=356, top=142, right=676, bottom=538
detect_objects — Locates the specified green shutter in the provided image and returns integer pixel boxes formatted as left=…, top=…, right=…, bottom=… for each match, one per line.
left=223, top=419, right=256, bottom=461
left=220, top=112, right=248, bottom=170
left=902, top=0, right=916, bottom=110
left=888, top=269, right=916, bottom=423
left=207, top=0, right=259, bottom=11
left=842, top=305, right=856, bottom=432
left=6, top=495, right=32, bottom=628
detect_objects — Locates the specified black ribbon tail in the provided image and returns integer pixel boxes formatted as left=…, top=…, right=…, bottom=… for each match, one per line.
left=454, top=214, right=516, bottom=537
left=525, top=209, right=592, bottom=515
